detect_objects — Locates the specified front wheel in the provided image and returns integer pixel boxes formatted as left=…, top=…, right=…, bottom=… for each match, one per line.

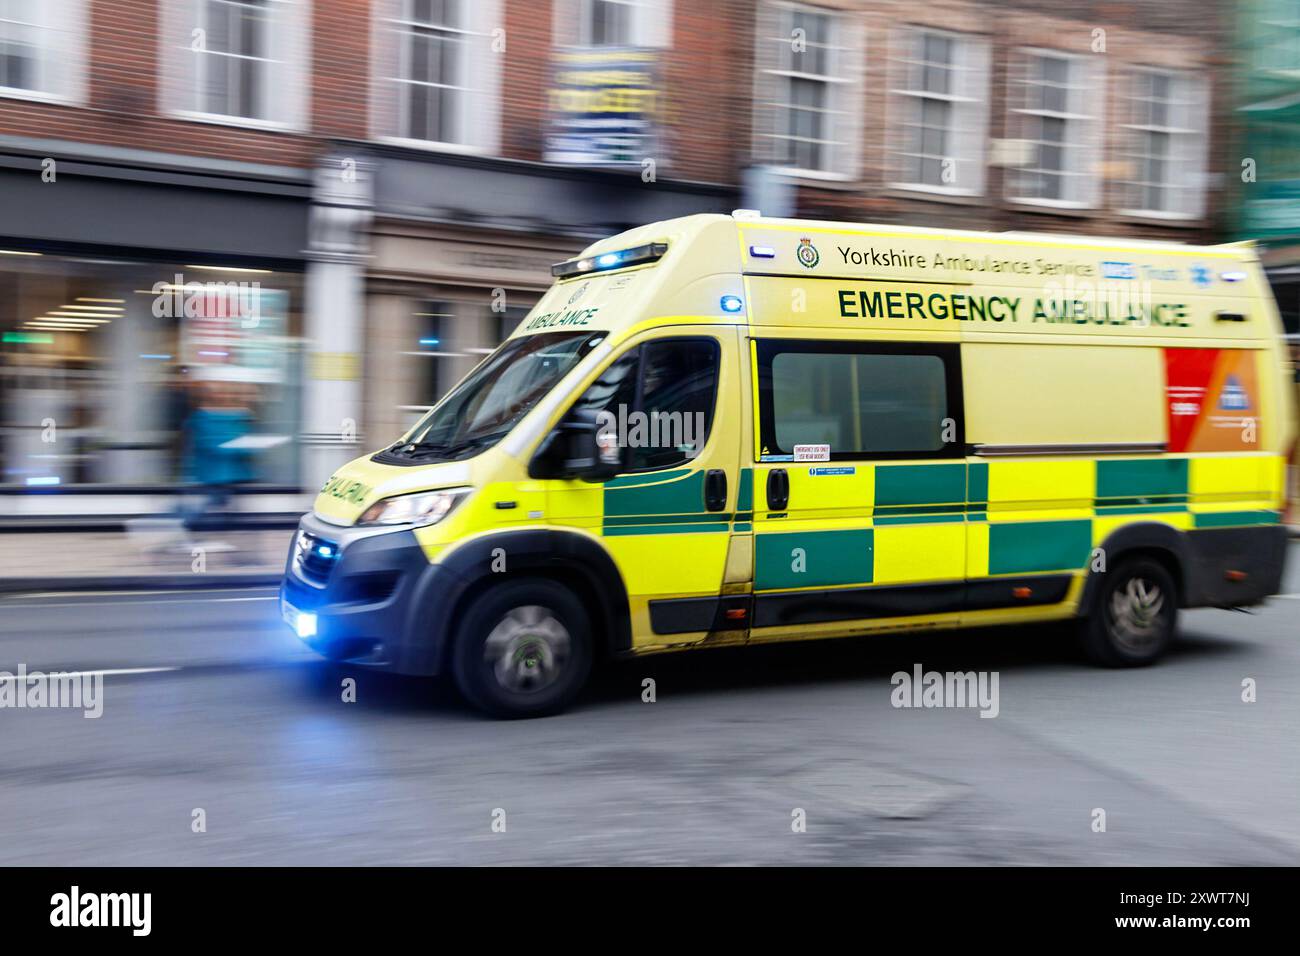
left=450, top=579, right=593, bottom=718
left=1078, top=556, right=1178, bottom=667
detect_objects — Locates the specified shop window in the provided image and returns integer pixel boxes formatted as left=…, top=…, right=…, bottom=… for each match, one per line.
left=0, top=256, right=304, bottom=488
left=495, top=306, right=528, bottom=346
left=415, top=302, right=452, bottom=405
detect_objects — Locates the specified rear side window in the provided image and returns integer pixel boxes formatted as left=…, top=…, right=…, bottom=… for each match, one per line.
left=755, top=340, right=962, bottom=460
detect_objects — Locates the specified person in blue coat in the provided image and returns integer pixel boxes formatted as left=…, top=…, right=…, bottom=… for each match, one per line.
left=180, top=380, right=256, bottom=530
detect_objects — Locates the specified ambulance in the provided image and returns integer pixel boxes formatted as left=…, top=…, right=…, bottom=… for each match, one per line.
left=281, top=212, right=1294, bottom=717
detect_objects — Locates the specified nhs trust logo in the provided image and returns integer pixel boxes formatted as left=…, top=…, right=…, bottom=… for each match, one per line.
left=1219, top=375, right=1251, bottom=411
left=1101, top=261, right=1136, bottom=280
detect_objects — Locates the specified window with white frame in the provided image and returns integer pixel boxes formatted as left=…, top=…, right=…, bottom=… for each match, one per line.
left=1006, top=51, right=1103, bottom=206
left=555, top=0, right=672, bottom=49
left=0, top=0, right=85, bottom=103
left=161, top=0, right=309, bottom=128
left=889, top=27, right=990, bottom=194
left=581, top=0, right=635, bottom=46
left=372, top=0, right=502, bottom=152
left=1118, top=69, right=1208, bottom=218
left=398, top=0, right=467, bottom=143
left=753, top=2, right=862, bottom=179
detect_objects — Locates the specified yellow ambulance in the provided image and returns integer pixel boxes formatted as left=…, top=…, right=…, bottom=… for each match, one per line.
left=281, top=212, right=1295, bottom=717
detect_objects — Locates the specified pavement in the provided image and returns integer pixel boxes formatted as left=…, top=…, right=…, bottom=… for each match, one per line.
left=0, top=526, right=292, bottom=592
left=0, top=543, right=1297, bottom=865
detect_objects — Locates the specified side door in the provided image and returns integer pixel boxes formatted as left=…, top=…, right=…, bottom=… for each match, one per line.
left=545, top=327, right=745, bottom=649
left=747, top=336, right=970, bottom=641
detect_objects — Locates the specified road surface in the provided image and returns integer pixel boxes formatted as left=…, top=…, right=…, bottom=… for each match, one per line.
left=2, top=545, right=1298, bottom=865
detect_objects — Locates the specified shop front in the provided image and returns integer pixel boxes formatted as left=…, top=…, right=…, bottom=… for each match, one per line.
left=350, top=145, right=739, bottom=457
left=362, top=220, right=578, bottom=448
left=0, top=137, right=311, bottom=517
left=0, top=254, right=304, bottom=489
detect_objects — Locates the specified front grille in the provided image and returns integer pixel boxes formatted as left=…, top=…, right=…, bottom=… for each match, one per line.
left=335, top=570, right=401, bottom=605
left=295, top=530, right=340, bottom=586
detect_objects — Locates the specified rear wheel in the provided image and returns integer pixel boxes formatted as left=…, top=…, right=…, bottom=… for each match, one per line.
left=1079, top=556, right=1177, bottom=666
left=451, top=579, right=593, bottom=718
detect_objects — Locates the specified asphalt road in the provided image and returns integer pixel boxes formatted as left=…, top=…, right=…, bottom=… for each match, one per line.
left=2, top=545, right=1298, bottom=866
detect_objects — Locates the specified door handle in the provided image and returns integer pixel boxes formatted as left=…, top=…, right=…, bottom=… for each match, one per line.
left=704, top=469, right=727, bottom=512
left=766, top=468, right=789, bottom=511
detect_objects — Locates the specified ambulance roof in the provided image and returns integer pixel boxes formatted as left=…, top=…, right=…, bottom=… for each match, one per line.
left=577, top=213, right=1256, bottom=263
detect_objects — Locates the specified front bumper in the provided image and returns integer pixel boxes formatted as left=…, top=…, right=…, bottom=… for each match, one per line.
left=279, top=513, right=462, bottom=675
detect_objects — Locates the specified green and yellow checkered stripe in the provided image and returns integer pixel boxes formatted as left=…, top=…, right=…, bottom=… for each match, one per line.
left=753, top=455, right=1284, bottom=592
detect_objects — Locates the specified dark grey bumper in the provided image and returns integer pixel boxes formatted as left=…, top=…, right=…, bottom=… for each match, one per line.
left=1183, top=523, right=1289, bottom=609
left=279, top=515, right=464, bottom=675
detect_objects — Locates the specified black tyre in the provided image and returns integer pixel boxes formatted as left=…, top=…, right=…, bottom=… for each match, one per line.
left=450, top=578, right=593, bottom=718
left=1078, top=556, right=1178, bottom=667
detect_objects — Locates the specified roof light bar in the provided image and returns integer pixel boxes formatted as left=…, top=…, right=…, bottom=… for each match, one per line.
left=551, top=242, right=668, bottom=279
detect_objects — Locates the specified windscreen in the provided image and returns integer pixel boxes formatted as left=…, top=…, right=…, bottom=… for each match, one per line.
left=394, top=331, right=605, bottom=460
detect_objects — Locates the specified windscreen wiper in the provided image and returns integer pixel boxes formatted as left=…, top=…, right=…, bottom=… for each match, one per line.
left=388, top=432, right=503, bottom=459
left=436, top=432, right=509, bottom=458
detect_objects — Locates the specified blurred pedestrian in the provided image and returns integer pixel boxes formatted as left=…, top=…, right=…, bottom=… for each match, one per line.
left=180, top=377, right=257, bottom=538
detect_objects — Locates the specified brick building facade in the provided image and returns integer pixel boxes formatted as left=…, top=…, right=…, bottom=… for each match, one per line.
left=0, top=1, right=1228, bottom=224
left=0, top=0, right=1234, bottom=506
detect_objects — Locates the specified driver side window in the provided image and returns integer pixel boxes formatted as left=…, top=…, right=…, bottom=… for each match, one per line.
left=573, top=337, right=720, bottom=473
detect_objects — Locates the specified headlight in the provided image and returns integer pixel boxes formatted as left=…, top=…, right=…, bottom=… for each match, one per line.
left=356, top=487, right=471, bottom=527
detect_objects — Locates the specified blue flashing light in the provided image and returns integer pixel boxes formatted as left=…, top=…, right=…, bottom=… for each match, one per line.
left=749, top=245, right=777, bottom=258
left=720, top=295, right=744, bottom=314
left=551, top=242, right=669, bottom=279
left=26, top=476, right=60, bottom=486
left=296, top=612, right=318, bottom=639
left=418, top=337, right=441, bottom=347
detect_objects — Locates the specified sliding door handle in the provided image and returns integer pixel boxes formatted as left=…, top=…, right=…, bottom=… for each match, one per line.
left=704, top=469, right=727, bottom=512
left=766, top=468, right=789, bottom=511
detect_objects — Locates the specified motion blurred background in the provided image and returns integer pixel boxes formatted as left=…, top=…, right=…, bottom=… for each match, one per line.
left=0, top=0, right=1297, bottom=582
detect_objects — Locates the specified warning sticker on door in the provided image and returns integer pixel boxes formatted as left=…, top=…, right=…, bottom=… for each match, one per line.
left=793, top=443, right=831, bottom=462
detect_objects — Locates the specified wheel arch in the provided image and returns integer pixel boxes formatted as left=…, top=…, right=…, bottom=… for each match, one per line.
left=1078, top=522, right=1190, bottom=614
left=431, top=528, right=632, bottom=669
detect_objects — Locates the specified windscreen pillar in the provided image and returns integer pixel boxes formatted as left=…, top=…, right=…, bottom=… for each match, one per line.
left=301, top=158, right=374, bottom=492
